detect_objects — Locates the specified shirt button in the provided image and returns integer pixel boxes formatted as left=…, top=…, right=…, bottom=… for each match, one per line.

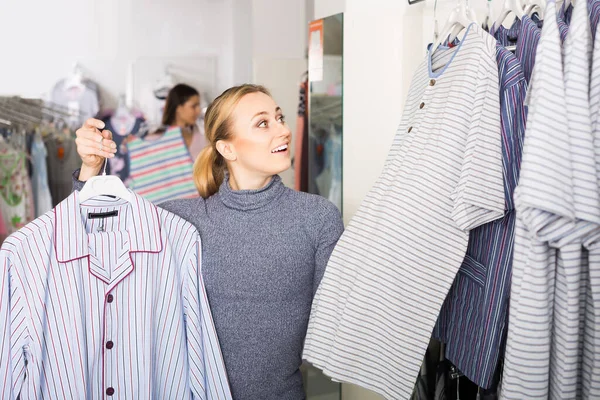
left=106, top=387, right=115, bottom=396
left=419, top=102, right=425, bottom=109
left=106, top=341, right=114, bottom=350
left=430, top=79, right=436, bottom=86
left=106, top=294, right=114, bottom=303
left=408, top=126, right=413, bottom=133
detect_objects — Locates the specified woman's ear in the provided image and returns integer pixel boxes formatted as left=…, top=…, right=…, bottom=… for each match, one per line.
left=216, top=140, right=237, bottom=162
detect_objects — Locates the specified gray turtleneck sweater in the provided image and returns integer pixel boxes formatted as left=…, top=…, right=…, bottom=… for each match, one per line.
left=73, top=172, right=344, bottom=400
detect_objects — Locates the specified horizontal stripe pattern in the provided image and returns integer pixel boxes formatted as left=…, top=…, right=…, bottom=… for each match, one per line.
left=303, top=24, right=504, bottom=399
left=128, top=127, right=199, bottom=203
left=0, top=191, right=231, bottom=399
left=501, top=1, right=600, bottom=398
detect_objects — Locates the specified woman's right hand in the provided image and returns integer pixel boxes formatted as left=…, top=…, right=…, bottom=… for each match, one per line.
left=75, top=118, right=117, bottom=181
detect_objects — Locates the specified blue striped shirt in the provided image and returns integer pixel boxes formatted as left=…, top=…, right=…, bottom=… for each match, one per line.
left=0, top=191, right=232, bottom=399
left=433, top=44, right=527, bottom=389
left=491, top=15, right=542, bottom=84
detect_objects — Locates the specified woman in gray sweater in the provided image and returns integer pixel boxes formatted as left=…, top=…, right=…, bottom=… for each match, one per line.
left=73, top=84, right=344, bottom=400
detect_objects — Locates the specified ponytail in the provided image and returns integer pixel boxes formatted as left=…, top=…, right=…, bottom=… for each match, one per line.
left=194, top=145, right=225, bottom=198
left=192, top=84, right=271, bottom=198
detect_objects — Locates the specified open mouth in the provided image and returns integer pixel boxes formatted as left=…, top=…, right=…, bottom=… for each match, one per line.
left=271, top=144, right=289, bottom=153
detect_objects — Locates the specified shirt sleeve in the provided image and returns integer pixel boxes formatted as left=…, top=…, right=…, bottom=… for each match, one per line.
left=0, top=248, right=28, bottom=399
left=184, top=232, right=232, bottom=400
left=501, top=79, right=528, bottom=212
left=72, top=169, right=85, bottom=192
left=451, top=58, right=505, bottom=231
left=313, top=202, right=345, bottom=296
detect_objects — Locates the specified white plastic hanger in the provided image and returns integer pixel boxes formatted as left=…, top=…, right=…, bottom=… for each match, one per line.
left=153, top=65, right=175, bottom=99
left=493, top=0, right=525, bottom=31
left=79, top=158, right=132, bottom=203
left=111, top=94, right=136, bottom=135
left=524, top=0, right=544, bottom=18
left=431, top=0, right=476, bottom=54
left=64, top=63, right=85, bottom=91
left=449, top=5, right=477, bottom=42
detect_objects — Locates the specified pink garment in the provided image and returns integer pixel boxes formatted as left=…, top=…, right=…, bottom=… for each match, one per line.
left=187, top=125, right=207, bottom=162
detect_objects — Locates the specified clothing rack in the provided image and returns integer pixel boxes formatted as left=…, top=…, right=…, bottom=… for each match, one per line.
left=0, top=96, right=84, bottom=131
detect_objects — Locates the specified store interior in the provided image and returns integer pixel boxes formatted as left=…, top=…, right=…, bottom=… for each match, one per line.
left=1, top=0, right=598, bottom=398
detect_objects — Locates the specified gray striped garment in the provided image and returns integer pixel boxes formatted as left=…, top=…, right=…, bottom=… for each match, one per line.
left=303, top=24, right=504, bottom=400
left=500, top=1, right=600, bottom=399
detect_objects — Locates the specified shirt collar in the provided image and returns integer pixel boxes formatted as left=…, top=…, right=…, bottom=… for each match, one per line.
left=54, top=191, right=162, bottom=262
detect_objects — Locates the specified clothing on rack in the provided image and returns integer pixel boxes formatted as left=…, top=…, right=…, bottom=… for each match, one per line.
left=0, top=191, right=232, bottom=399
left=0, top=139, right=33, bottom=236
left=127, top=126, right=199, bottom=203
left=490, top=15, right=541, bottom=83
left=30, top=133, right=53, bottom=216
left=48, top=78, right=100, bottom=128
left=187, top=123, right=208, bottom=162
left=433, top=42, right=527, bottom=390
left=102, top=116, right=145, bottom=186
left=44, top=135, right=83, bottom=207
left=501, top=1, right=600, bottom=398
left=303, top=23, right=505, bottom=399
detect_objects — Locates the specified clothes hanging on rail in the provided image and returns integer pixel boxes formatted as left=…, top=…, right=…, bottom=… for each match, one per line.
left=490, top=15, right=541, bottom=84
left=0, top=191, right=232, bottom=399
left=433, top=43, right=527, bottom=390
left=30, top=133, right=53, bottom=216
left=0, top=139, right=33, bottom=235
left=44, top=135, right=83, bottom=207
left=127, top=126, right=199, bottom=203
left=49, top=78, right=100, bottom=128
left=304, top=24, right=505, bottom=399
left=501, top=1, right=600, bottom=398
left=102, top=116, right=145, bottom=185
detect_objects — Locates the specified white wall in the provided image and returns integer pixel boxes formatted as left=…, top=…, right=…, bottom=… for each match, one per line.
left=250, top=0, right=308, bottom=188
left=0, top=0, right=236, bottom=107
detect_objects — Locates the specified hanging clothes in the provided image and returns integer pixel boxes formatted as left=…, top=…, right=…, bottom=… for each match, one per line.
left=102, top=116, right=144, bottom=186
left=303, top=24, right=505, bottom=399
left=44, top=135, right=83, bottom=207
left=0, top=191, right=232, bottom=399
left=127, top=126, right=199, bottom=204
left=490, top=15, right=542, bottom=84
left=591, top=0, right=600, bottom=40
left=557, top=3, right=574, bottom=43
left=0, top=139, right=32, bottom=235
left=187, top=123, right=208, bottom=162
left=30, top=133, right=53, bottom=217
left=501, top=1, right=600, bottom=398
left=433, top=43, right=527, bottom=390
left=49, top=78, right=100, bottom=128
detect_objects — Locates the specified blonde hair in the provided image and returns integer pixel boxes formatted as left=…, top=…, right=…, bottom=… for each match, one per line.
left=193, top=84, right=271, bottom=198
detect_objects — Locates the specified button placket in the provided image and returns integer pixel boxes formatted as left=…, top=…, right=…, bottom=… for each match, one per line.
left=104, top=293, right=115, bottom=399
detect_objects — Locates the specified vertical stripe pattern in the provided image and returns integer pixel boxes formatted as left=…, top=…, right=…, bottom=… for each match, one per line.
left=491, top=16, right=542, bottom=84
left=303, top=24, right=504, bottom=400
left=127, top=127, right=199, bottom=204
left=432, top=44, right=527, bottom=389
left=0, top=191, right=231, bottom=399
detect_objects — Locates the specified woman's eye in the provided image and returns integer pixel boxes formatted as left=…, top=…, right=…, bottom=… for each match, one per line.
left=258, top=120, right=267, bottom=128
left=278, top=115, right=286, bottom=123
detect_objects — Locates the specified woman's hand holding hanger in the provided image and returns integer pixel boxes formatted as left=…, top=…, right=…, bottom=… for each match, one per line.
left=75, top=118, right=117, bottom=181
